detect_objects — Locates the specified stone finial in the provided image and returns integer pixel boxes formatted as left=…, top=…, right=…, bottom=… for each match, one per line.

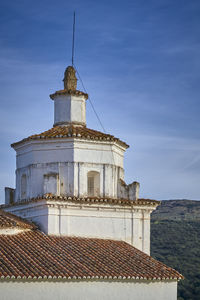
left=63, top=66, right=77, bottom=91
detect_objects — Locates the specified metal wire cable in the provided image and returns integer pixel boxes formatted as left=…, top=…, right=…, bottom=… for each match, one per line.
left=74, top=65, right=107, bottom=133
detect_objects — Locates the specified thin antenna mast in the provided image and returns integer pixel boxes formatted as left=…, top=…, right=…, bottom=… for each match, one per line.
left=72, top=11, right=76, bottom=66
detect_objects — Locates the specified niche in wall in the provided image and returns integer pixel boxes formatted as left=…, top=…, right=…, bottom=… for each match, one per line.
left=21, top=174, right=27, bottom=200
left=87, top=171, right=100, bottom=197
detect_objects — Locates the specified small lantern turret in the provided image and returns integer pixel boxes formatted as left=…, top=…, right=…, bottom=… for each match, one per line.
left=50, top=66, right=88, bottom=127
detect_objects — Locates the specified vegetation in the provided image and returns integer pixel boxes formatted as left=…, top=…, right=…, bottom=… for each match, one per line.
left=151, top=200, right=200, bottom=300
left=152, top=200, right=200, bottom=221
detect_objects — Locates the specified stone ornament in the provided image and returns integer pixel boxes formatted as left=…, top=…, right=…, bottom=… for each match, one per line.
left=63, top=66, right=77, bottom=91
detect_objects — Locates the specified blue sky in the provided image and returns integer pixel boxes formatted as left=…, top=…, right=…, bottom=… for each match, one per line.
left=0, top=0, right=200, bottom=203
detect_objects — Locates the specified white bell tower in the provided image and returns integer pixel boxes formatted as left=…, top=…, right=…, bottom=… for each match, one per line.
left=4, top=65, right=158, bottom=255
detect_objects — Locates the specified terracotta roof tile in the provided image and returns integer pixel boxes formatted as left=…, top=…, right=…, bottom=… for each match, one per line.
left=0, top=196, right=160, bottom=209
left=11, top=125, right=129, bottom=148
left=0, top=210, right=36, bottom=230
left=50, top=89, right=88, bottom=100
left=0, top=220, right=183, bottom=280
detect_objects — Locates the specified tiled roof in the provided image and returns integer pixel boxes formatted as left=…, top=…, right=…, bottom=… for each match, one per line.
left=0, top=210, right=36, bottom=230
left=0, top=195, right=160, bottom=209
left=50, top=89, right=88, bottom=100
left=0, top=214, right=182, bottom=280
left=11, top=125, right=129, bottom=148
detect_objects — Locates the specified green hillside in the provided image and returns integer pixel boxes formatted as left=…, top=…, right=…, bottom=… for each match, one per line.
left=151, top=200, right=200, bottom=300
left=152, top=199, right=200, bottom=221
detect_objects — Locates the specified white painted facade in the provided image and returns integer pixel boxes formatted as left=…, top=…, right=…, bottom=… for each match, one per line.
left=13, top=138, right=130, bottom=201
left=5, top=199, right=155, bottom=254
left=53, top=94, right=87, bottom=126
left=0, top=279, right=177, bottom=300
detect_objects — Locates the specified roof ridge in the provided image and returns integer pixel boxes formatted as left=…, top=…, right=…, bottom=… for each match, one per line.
left=0, top=209, right=37, bottom=230
left=11, top=125, right=129, bottom=148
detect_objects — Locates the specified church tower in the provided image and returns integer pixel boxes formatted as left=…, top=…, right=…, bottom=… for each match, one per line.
left=4, top=66, right=159, bottom=255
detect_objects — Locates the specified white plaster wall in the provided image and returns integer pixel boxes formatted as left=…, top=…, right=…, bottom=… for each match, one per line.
left=72, top=161, right=121, bottom=198
left=70, top=96, right=86, bottom=125
left=74, top=140, right=125, bottom=167
left=15, top=162, right=123, bottom=201
left=14, top=139, right=125, bottom=169
left=53, top=94, right=86, bottom=126
left=13, top=138, right=127, bottom=201
left=5, top=201, right=49, bottom=234
left=15, top=140, right=74, bottom=169
left=0, top=280, right=177, bottom=300
left=5, top=202, right=154, bottom=255
left=143, top=211, right=151, bottom=254
left=15, top=163, right=61, bottom=201
left=59, top=162, right=74, bottom=196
